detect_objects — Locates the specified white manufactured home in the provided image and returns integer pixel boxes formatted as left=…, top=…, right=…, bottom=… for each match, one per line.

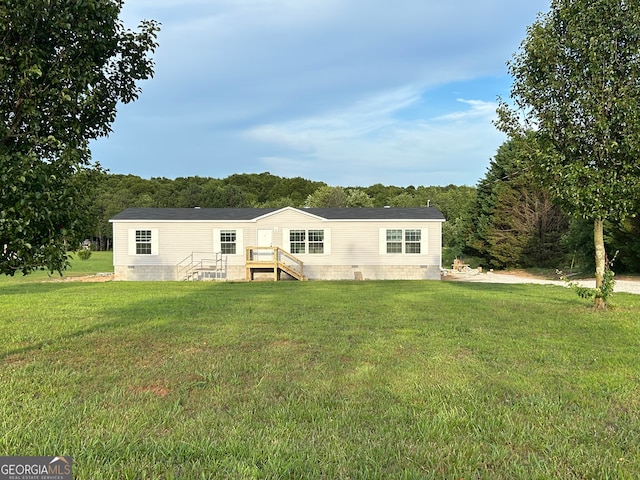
left=109, top=207, right=445, bottom=281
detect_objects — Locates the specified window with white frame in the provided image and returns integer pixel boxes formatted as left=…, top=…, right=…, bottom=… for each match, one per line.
left=128, top=229, right=158, bottom=256
left=135, top=230, right=152, bottom=255
left=285, top=228, right=329, bottom=255
left=213, top=228, right=243, bottom=255
left=220, top=230, right=237, bottom=255
left=308, top=230, right=324, bottom=254
left=289, top=230, right=306, bottom=254
left=386, top=229, right=403, bottom=253
left=381, top=228, right=425, bottom=254
left=404, top=229, right=421, bottom=254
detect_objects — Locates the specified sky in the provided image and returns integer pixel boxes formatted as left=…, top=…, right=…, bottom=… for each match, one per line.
left=90, top=0, right=550, bottom=187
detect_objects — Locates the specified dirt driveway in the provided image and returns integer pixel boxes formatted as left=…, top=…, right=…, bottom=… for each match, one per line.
left=444, top=270, right=640, bottom=295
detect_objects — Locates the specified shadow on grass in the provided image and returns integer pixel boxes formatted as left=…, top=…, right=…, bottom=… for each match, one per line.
left=439, top=279, right=579, bottom=301
left=0, top=281, right=95, bottom=295
left=1, top=280, right=636, bottom=363
left=0, top=281, right=289, bottom=361
left=0, top=282, right=179, bottom=361
left=3, top=280, right=639, bottom=479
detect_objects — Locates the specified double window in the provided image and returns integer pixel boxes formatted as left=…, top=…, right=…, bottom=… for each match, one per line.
left=287, top=229, right=326, bottom=254
left=383, top=228, right=423, bottom=254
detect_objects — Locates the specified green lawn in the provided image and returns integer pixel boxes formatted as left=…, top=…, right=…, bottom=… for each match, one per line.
left=0, top=250, right=114, bottom=284
left=1, top=263, right=639, bottom=478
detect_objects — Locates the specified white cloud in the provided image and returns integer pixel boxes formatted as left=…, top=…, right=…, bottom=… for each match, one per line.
left=248, top=87, right=422, bottom=145
left=93, top=0, right=548, bottom=185
left=436, top=99, right=498, bottom=122
left=245, top=89, right=504, bottom=186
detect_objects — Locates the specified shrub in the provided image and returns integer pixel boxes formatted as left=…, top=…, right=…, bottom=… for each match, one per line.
left=76, top=249, right=92, bottom=261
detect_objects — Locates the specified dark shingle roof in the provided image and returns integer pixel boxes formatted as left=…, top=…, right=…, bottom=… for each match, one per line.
left=110, top=207, right=445, bottom=222
left=110, top=208, right=278, bottom=221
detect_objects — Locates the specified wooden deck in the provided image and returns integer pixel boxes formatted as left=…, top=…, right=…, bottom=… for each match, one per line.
left=245, top=246, right=306, bottom=281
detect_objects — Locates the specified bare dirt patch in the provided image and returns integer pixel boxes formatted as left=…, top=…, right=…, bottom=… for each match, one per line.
left=443, top=269, right=640, bottom=295
left=49, top=273, right=114, bottom=283
left=130, top=385, right=170, bottom=397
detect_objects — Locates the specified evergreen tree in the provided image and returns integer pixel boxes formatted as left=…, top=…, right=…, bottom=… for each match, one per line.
left=497, top=0, right=640, bottom=308
left=467, top=135, right=568, bottom=269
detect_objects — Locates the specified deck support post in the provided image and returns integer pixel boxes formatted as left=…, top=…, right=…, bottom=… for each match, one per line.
left=245, top=246, right=305, bottom=282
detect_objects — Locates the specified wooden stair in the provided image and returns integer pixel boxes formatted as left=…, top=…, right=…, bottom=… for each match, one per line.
left=245, top=246, right=306, bottom=281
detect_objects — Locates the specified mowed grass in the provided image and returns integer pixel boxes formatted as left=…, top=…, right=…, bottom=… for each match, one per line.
left=0, top=250, right=114, bottom=284
left=1, top=257, right=639, bottom=478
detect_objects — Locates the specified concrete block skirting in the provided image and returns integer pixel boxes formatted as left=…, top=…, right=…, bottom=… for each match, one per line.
left=303, top=265, right=441, bottom=281
left=114, top=265, right=177, bottom=281
left=115, top=264, right=441, bottom=281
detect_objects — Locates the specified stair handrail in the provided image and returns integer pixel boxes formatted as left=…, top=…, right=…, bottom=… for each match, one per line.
left=245, top=246, right=304, bottom=280
left=176, top=252, right=195, bottom=280
left=177, top=251, right=226, bottom=280
left=277, top=248, right=304, bottom=279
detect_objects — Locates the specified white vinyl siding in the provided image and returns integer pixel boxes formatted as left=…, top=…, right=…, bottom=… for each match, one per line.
left=111, top=207, right=441, bottom=281
left=128, top=229, right=159, bottom=256
left=213, top=228, right=243, bottom=255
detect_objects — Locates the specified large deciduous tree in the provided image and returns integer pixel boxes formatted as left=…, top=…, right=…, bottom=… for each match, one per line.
left=305, top=186, right=348, bottom=208
left=497, top=0, right=640, bottom=309
left=0, top=0, right=159, bottom=275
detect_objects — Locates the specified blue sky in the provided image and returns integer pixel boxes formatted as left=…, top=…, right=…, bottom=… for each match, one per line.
left=91, top=0, right=550, bottom=187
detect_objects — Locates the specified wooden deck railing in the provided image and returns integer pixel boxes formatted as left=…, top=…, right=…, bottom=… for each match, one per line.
left=245, top=246, right=305, bottom=281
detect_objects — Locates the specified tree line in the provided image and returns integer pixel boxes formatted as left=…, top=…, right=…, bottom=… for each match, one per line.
left=84, top=172, right=475, bottom=256
left=82, top=166, right=639, bottom=275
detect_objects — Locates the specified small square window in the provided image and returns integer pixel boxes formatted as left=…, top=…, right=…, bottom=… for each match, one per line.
left=308, top=230, right=324, bottom=242
left=405, top=230, right=421, bottom=242
left=405, top=243, right=421, bottom=254
left=387, top=242, right=402, bottom=254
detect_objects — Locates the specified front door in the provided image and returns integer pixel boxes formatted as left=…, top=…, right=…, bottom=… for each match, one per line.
left=256, top=229, right=273, bottom=261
